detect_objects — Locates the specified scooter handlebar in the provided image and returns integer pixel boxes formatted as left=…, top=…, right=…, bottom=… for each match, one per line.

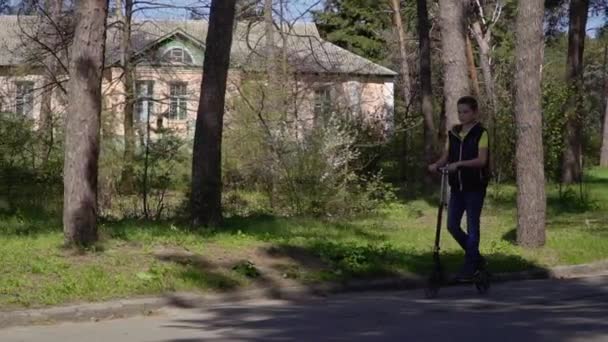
left=436, top=166, right=449, bottom=175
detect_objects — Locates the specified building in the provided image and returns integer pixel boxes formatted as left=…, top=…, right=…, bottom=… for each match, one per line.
left=0, top=15, right=397, bottom=140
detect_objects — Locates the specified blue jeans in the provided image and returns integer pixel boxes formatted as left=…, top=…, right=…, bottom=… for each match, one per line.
left=447, top=190, right=486, bottom=269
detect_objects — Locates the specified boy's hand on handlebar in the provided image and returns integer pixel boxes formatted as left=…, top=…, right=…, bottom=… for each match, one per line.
left=428, top=163, right=437, bottom=173
left=446, top=162, right=460, bottom=172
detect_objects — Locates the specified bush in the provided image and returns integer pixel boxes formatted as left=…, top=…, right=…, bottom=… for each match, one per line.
left=223, top=83, right=396, bottom=218
left=98, top=125, right=191, bottom=220
left=0, top=113, right=63, bottom=215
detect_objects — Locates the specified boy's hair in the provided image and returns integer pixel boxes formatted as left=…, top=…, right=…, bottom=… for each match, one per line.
left=457, top=96, right=479, bottom=111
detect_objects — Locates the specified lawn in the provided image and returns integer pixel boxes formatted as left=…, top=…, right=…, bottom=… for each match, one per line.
left=0, top=168, right=607, bottom=310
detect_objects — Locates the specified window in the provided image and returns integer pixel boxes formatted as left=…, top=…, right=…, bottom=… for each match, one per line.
left=15, top=81, right=34, bottom=117
left=134, top=81, right=154, bottom=123
left=169, top=82, right=188, bottom=120
left=162, top=48, right=193, bottom=64
left=313, top=86, right=332, bottom=124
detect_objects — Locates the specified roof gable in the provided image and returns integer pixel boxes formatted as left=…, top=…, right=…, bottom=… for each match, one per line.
left=127, top=29, right=205, bottom=66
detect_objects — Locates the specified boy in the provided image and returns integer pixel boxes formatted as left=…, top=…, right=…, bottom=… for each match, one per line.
left=428, top=96, right=490, bottom=280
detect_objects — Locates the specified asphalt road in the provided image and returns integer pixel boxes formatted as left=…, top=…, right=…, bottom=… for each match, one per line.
left=3, top=274, right=608, bottom=342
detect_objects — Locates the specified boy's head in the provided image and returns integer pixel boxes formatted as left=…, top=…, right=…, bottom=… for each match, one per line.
left=457, top=96, right=479, bottom=125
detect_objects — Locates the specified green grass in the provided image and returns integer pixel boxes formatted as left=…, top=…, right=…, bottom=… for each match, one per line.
left=1, top=167, right=607, bottom=310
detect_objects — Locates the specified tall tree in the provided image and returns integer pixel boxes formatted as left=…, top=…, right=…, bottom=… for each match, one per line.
left=438, top=0, right=470, bottom=132
left=465, top=34, right=481, bottom=98
left=601, top=43, right=608, bottom=167
left=314, top=0, right=390, bottom=63
left=416, top=0, right=437, bottom=162
left=0, top=0, right=11, bottom=13
left=389, top=0, right=413, bottom=112
left=602, top=95, right=608, bottom=167
left=561, top=0, right=589, bottom=183
left=191, top=0, right=237, bottom=227
left=469, top=0, right=503, bottom=120
left=63, top=0, right=109, bottom=246
left=18, top=0, right=39, bottom=14
left=514, top=0, right=546, bottom=247
left=115, top=0, right=137, bottom=193
left=264, top=0, right=281, bottom=113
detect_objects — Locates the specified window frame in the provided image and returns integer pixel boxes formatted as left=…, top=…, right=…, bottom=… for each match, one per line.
left=313, top=85, right=332, bottom=125
left=168, top=82, right=188, bottom=121
left=162, top=48, right=193, bottom=65
left=134, top=80, right=155, bottom=124
left=15, top=81, right=35, bottom=117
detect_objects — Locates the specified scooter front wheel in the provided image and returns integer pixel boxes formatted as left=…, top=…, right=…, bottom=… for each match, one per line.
left=474, top=270, right=491, bottom=294
left=424, top=270, right=442, bottom=298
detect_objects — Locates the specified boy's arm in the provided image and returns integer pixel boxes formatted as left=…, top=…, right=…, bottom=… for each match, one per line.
left=454, top=148, right=488, bottom=169
left=453, top=132, right=488, bottom=169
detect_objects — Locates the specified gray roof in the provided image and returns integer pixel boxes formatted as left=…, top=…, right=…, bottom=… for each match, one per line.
left=0, top=15, right=397, bottom=77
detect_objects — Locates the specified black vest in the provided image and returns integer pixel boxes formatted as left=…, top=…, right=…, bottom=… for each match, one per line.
left=447, top=123, right=490, bottom=192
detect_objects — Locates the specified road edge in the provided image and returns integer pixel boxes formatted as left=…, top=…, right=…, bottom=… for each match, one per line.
left=2, top=259, right=607, bottom=328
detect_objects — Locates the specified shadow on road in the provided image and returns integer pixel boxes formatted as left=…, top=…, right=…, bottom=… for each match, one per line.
left=159, top=274, right=608, bottom=342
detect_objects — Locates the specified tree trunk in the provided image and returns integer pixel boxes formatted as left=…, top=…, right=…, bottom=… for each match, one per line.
left=416, top=0, right=436, bottom=163
left=514, top=0, right=546, bottom=248
left=116, top=0, right=136, bottom=193
left=561, top=0, right=589, bottom=183
left=438, top=0, right=470, bottom=130
left=39, top=0, right=64, bottom=164
left=602, top=96, right=608, bottom=167
left=601, top=44, right=608, bottom=167
left=389, top=0, right=413, bottom=112
left=471, top=21, right=497, bottom=118
left=264, top=0, right=280, bottom=106
left=190, top=0, right=237, bottom=228
left=63, top=0, right=108, bottom=247
left=465, top=34, right=481, bottom=98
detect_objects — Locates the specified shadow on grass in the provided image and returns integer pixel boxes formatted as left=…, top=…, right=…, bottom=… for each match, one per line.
left=485, top=184, right=602, bottom=215
left=0, top=206, right=61, bottom=236
left=155, top=248, right=296, bottom=301
left=155, top=251, right=242, bottom=294
left=584, top=171, right=608, bottom=185
left=155, top=237, right=547, bottom=297
left=101, top=213, right=391, bottom=246
left=283, top=241, right=542, bottom=279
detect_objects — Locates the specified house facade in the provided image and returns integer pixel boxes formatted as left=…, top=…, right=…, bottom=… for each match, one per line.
left=0, top=16, right=397, bottom=140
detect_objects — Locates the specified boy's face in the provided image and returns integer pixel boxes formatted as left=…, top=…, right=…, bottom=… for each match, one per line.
left=457, top=103, right=478, bottom=124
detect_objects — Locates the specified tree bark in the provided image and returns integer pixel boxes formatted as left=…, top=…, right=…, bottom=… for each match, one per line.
left=190, top=0, right=237, bottom=228
left=116, top=0, right=136, bottom=193
left=389, top=0, right=413, bottom=112
left=416, top=0, right=437, bottom=163
left=514, top=0, right=546, bottom=248
left=561, top=0, right=589, bottom=183
left=471, top=20, right=497, bottom=118
left=264, top=0, right=280, bottom=105
left=601, top=44, right=608, bottom=167
left=63, top=0, right=108, bottom=247
left=465, top=34, right=481, bottom=98
left=602, top=96, right=608, bottom=167
left=264, top=0, right=276, bottom=71
left=438, top=0, right=470, bottom=131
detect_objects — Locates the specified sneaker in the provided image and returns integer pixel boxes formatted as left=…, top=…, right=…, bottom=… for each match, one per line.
left=477, top=255, right=487, bottom=270
left=454, top=263, right=476, bottom=281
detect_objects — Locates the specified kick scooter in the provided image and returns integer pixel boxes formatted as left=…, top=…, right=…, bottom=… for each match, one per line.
left=424, top=167, right=491, bottom=299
